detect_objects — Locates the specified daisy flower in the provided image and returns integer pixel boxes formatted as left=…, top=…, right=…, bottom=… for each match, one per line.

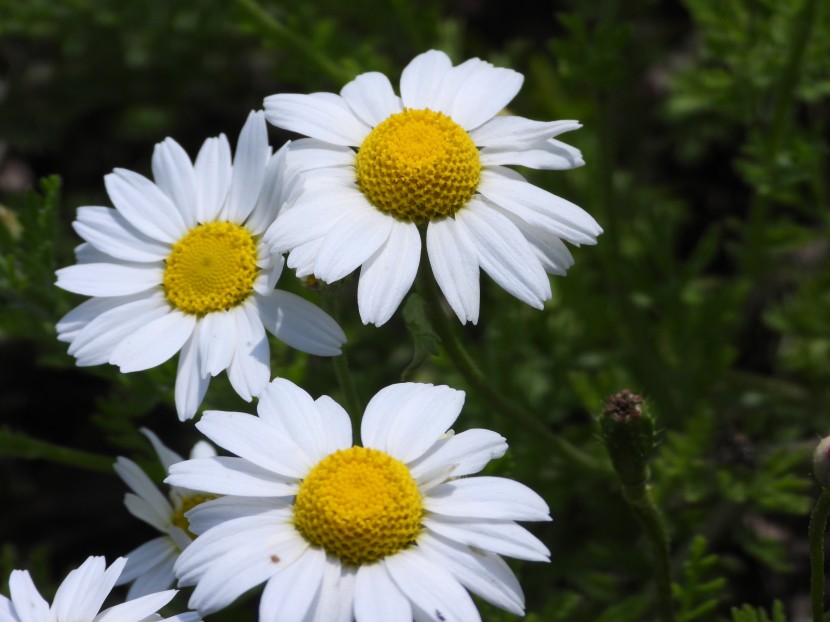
left=263, top=49, right=602, bottom=326
left=55, top=111, right=347, bottom=420
left=114, top=428, right=218, bottom=599
left=166, top=378, right=551, bottom=621
left=0, top=556, right=199, bottom=622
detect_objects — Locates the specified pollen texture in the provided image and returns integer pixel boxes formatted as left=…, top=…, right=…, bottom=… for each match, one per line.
left=171, top=494, right=216, bottom=540
left=356, top=108, right=481, bottom=224
left=293, top=446, right=424, bottom=566
left=163, top=222, right=258, bottom=315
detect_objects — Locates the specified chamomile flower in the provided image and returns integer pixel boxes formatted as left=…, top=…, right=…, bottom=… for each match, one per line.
left=263, top=49, right=601, bottom=326
left=167, top=379, right=551, bottom=621
left=55, top=111, right=346, bottom=420
left=0, top=556, right=199, bottom=622
left=114, top=429, right=218, bottom=599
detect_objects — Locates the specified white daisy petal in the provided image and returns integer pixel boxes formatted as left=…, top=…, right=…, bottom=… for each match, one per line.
left=186, top=496, right=288, bottom=536
left=286, top=138, right=356, bottom=172
left=408, top=428, right=507, bottom=482
left=196, top=410, right=313, bottom=478
left=72, top=557, right=127, bottom=622
left=258, top=547, right=326, bottom=622
left=223, top=110, right=271, bottom=224
left=418, top=532, right=525, bottom=616
left=400, top=49, right=454, bottom=110
left=56, top=292, right=153, bottom=344
left=196, top=311, right=237, bottom=377
left=95, top=590, right=177, bottom=622
left=264, top=92, right=371, bottom=146
left=8, top=571, right=49, bottom=622
left=314, top=204, right=394, bottom=282
left=437, top=58, right=523, bottom=131
left=55, top=262, right=163, bottom=297
left=308, top=558, right=355, bottom=622
left=247, top=144, right=290, bottom=236
left=264, top=184, right=368, bottom=253
left=426, top=217, right=480, bottom=324
left=109, top=310, right=195, bottom=373
left=256, top=378, right=333, bottom=463
left=185, top=528, right=308, bottom=614
left=341, top=71, right=402, bottom=127
left=478, top=168, right=602, bottom=244
left=469, top=117, right=581, bottom=149
left=257, top=290, right=346, bottom=356
left=174, top=332, right=210, bottom=422
left=383, top=384, right=466, bottom=463
left=166, top=456, right=298, bottom=497
left=225, top=303, right=270, bottom=401
left=152, top=138, right=199, bottom=228
left=124, top=556, right=177, bottom=601
left=193, top=134, right=233, bottom=223
left=480, top=138, right=585, bottom=170
left=425, top=476, right=551, bottom=522
left=286, top=238, right=323, bottom=278
left=496, top=208, right=575, bottom=275
left=361, top=383, right=435, bottom=452
left=104, top=169, right=187, bottom=243
left=139, top=428, right=185, bottom=472
left=353, top=562, right=411, bottom=622
left=314, top=395, right=353, bottom=453
left=357, top=219, right=420, bottom=326
left=424, top=516, right=550, bottom=562
left=68, top=293, right=170, bottom=366
left=116, top=537, right=177, bottom=585
left=114, top=457, right=174, bottom=526
left=456, top=199, right=551, bottom=308
left=73, top=206, right=170, bottom=263
left=385, top=549, right=481, bottom=622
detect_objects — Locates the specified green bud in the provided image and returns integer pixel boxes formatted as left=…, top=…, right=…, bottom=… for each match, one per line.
left=600, top=390, right=655, bottom=489
left=813, top=436, right=830, bottom=489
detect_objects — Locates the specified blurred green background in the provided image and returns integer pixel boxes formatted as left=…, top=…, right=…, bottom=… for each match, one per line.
left=1, top=0, right=829, bottom=620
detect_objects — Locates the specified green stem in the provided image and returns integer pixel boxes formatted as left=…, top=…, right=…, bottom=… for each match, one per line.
left=620, top=481, right=676, bottom=622
left=320, top=292, right=363, bottom=439
left=235, top=0, right=353, bottom=84
left=414, top=263, right=607, bottom=474
left=810, top=488, right=830, bottom=622
left=0, top=428, right=113, bottom=473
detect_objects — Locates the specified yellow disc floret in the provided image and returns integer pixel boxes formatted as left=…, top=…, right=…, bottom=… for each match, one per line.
left=356, top=108, right=481, bottom=224
left=163, top=222, right=258, bottom=315
left=171, top=493, right=216, bottom=540
left=293, top=446, right=424, bottom=566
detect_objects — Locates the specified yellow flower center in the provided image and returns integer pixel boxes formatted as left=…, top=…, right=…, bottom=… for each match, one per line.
left=355, top=108, right=481, bottom=224
left=163, top=222, right=258, bottom=315
left=293, top=446, right=424, bottom=566
left=170, top=494, right=216, bottom=540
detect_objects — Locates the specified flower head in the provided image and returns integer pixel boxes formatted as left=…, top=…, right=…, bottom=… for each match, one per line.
left=113, top=428, right=217, bottom=599
left=264, top=49, right=602, bottom=326
left=55, top=111, right=347, bottom=420
left=166, top=379, right=551, bottom=621
left=0, top=556, right=199, bottom=622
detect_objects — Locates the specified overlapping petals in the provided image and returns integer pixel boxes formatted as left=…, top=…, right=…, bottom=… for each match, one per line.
left=166, top=379, right=550, bottom=620
left=55, top=111, right=346, bottom=420
left=264, top=49, right=602, bottom=326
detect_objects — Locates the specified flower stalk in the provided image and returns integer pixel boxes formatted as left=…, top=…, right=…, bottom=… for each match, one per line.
left=601, top=390, right=675, bottom=622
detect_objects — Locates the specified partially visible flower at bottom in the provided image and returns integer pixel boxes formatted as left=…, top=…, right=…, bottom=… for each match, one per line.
left=0, top=556, right=199, bottom=622
left=167, top=379, right=551, bottom=621
left=114, top=428, right=218, bottom=599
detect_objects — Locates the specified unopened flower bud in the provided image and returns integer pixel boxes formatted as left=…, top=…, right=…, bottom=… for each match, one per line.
left=600, top=390, right=655, bottom=489
left=813, top=436, right=830, bottom=489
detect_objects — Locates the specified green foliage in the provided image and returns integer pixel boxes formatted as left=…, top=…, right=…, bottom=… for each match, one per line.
left=673, top=536, right=727, bottom=622
left=1, top=0, right=829, bottom=619
left=730, top=600, right=788, bottom=622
